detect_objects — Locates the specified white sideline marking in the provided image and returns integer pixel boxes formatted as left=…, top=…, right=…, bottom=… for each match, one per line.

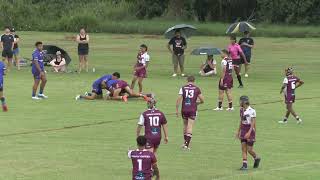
left=211, top=162, right=320, bottom=180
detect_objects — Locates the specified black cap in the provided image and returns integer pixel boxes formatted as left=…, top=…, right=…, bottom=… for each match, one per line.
left=240, top=95, right=249, bottom=104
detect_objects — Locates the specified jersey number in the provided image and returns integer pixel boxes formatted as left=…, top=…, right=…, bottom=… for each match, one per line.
left=185, top=90, right=194, bottom=98
left=291, top=82, right=296, bottom=89
left=137, top=159, right=142, bottom=171
left=149, top=116, right=159, bottom=126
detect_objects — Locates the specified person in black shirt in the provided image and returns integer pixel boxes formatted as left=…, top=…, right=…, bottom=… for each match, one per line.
left=167, top=30, right=187, bottom=77
left=11, top=28, right=20, bottom=70
left=1, top=27, right=14, bottom=71
left=238, top=31, right=254, bottom=78
left=76, top=28, right=89, bottom=73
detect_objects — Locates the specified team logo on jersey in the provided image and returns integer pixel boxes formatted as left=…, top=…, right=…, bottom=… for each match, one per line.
left=151, top=127, right=159, bottom=135
left=185, top=97, right=191, bottom=106
left=135, top=171, right=145, bottom=180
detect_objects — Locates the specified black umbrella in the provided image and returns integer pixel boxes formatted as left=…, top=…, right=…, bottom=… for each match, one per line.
left=191, top=47, right=221, bottom=56
left=164, top=24, right=197, bottom=39
left=226, top=21, right=256, bottom=34
left=43, top=45, right=71, bottom=65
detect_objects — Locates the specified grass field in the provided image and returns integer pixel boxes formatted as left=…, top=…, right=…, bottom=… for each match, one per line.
left=0, top=32, right=320, bottom=180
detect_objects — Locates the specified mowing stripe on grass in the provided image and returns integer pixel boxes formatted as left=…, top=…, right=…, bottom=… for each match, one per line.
left=1, top=96, right=319, bottom=138
left=211, top=161, right=320, bottom=180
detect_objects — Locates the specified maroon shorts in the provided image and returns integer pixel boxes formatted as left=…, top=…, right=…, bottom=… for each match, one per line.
left=285, top=95, right=295, bottom=104
left=218, top=78, right=233, bottom=90
left=240, top=125, right=255, bottom=145
left=181, top=111, right=197, bottom=120
left=134, top=67, right=147, bottom=78
left=146, top=138, right=161, bottom=149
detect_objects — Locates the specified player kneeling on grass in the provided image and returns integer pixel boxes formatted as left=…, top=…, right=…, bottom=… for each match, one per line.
left=199, top=55, right=217, bottom=76
left=214, top=49, right=234, bottom=111
left=131, top=44, right=150, bottom=94
left=32, top=41, right=48, bottom=100
left=128, top=136, right=160, bottom=180
left=176, top=76, right=204, bottom=150
left=0, top=61, right=8, bottom=111
left=108, top=80, right=149, bottom=102
left=279, top=67, right=304, bottom=124
left=137, top=98, right=168, bottom=156
left=237, top=96, right=261, bottom=170
left=76, top=72, right=120, bottom=100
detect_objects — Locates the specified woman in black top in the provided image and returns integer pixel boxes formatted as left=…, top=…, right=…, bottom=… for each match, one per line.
left=76, top=28, right=89, bottom=73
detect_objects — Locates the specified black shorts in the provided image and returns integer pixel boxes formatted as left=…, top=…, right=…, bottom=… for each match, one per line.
left=240, top=55, right=251, bottom=64
left=78, top=48, right=89, bottom=55
left=232, top=59, right=242, bottom=66
left=241, top=139, right=254, bottom=146
left=2, top=49, right=13, bottom=58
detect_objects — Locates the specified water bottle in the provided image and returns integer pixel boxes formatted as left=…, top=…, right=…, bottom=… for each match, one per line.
left=92, top=68, right=95, bottom=73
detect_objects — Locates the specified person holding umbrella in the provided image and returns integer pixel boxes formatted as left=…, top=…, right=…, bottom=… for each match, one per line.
left=228, top=35, right=248, bottom=88
left=76, top=28, right=89, bottom=73
left=167, top=30, right=187, bottom=77
left=239, top=31, right=254, bottom=78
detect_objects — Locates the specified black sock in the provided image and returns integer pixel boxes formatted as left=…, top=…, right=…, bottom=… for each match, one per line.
left=237, top=75, right=243, bottom=86
left=228, top=102, right=232, bottom=108
left=218, top=101, right=222, bottom=108
left=0, top=97, right=5, bottom=105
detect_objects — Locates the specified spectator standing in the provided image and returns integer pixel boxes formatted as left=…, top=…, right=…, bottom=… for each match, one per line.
left=1, top=27, right=14, bottom=72
left=167, top=30, right=187, bottom=77
left=11, top=28, right=21, bottom=70
left=238, top=31, right=254, bottom=78
left=76, top=28, right=89, bottom=73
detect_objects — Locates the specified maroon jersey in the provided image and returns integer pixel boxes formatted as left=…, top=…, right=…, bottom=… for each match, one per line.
left=283, top=75, right=300, bottom=104
left=138, top=109, right=167, bottom=147
left=179, top=83, right=202, bottom=113
left=116, top=80, right=128, bottom=89
left=128, top=149, right=157, bottom=180
left=219, top=57, right=233, bottom=90
left=239, top=106, right=256, bottom=142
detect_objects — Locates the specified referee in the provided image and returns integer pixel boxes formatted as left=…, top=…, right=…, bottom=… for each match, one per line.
left=1, top=27, right=14, bottom=71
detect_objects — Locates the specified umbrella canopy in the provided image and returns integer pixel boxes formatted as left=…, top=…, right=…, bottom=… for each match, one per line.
left=164, top=24, right=197, bottom=39
left=191, top=47, right=221, bottom=56
left=43, top=45, right=71, bottom=65
left=226, top=21, right=256, bottom=34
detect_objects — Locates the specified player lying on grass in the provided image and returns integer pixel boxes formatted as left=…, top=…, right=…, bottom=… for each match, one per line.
left=131, top=44, right=150, bottom=94
left=75, top=72, right=120, bottom=100
left=0, top=61, right=7, bottom=111
left=136, top=98, right=168, bottom=156
left=128, top=136, right=160, bottom=180
left=107, top=80, right=149, bottom=102
left=214, top=49, right=234, bottom=111
left=237, top=95, right=261, bottom=170
left=176, top=76, right=204, bottom=150
left=279, top=67, right=304, bottom=124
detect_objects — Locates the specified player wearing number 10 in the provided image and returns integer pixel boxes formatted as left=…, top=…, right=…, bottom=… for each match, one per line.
left=176, top=76, right=204, bottom=150
left=279, top=68, right=304, bottom=124
left=128, top=136, right=160, bottom=180
left=137, top=98, right=168, bottom=155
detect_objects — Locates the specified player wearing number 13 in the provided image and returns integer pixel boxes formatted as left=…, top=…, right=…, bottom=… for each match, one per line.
left=279, top=68, right=304, bottom=124
left=128, top=136, right=160, bottom=180
left=137, top=98, right=168, bottom=155
left=176, top=76, right=204, bottom=150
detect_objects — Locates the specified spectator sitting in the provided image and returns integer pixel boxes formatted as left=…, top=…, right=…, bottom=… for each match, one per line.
left=199, top=55, right=217, bottom=76
left=49, top=51, right=66, bottom=72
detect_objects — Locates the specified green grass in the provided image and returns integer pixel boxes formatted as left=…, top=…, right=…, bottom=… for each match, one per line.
left=0, top=32, right=320, bottom=180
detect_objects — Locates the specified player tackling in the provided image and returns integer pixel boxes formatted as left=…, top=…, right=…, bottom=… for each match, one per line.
left=279, top=67, right=304, bottom=124
left=176, top=76, right=204, bottom=150
left=237, top=95, right=261, bottom=170
left=137, top=98, right=168, bottom=155
left=128, top=136, right=160, bottom=180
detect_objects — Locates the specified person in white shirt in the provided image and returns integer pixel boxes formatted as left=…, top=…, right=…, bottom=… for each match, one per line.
left=199, top=55, right=217, bottom=76
left=236, top=95, right=261, bottom=170
left=131, top=44, right=150, bottom=93
left=49, top=51, right=66, bottom=73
